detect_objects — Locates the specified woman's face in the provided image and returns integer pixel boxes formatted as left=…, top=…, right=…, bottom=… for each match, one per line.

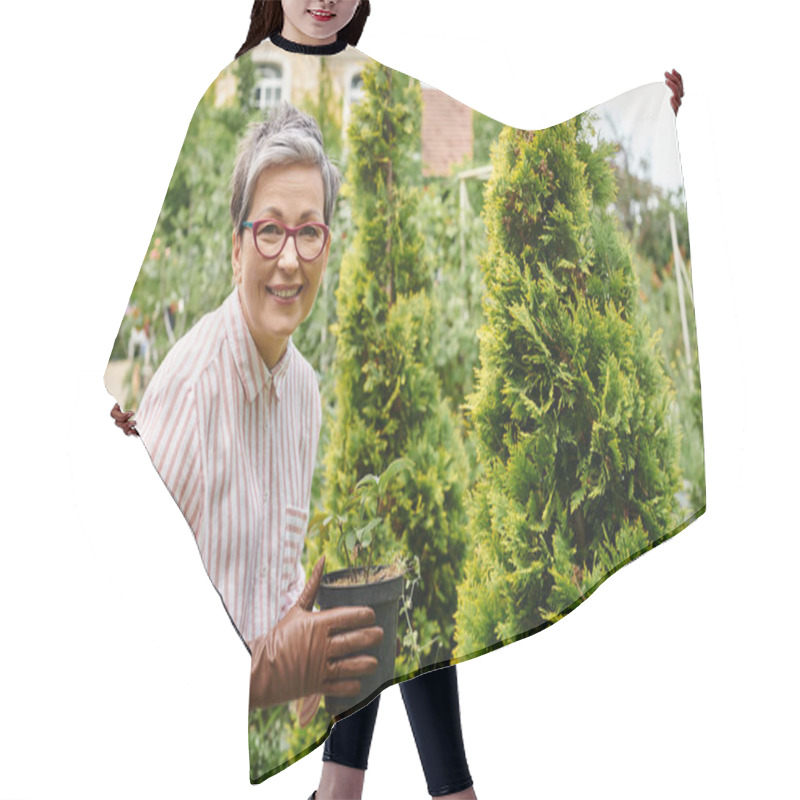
left=232, top=163, right=331, bottom=368
left=280, top=0, right=361, bottom=45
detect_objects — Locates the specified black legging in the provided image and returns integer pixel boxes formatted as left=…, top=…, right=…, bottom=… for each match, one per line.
left=322, top=664, right=473, bottom=797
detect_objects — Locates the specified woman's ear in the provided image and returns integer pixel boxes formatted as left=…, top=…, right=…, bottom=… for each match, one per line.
left=232, top=228, right=243, bottom=284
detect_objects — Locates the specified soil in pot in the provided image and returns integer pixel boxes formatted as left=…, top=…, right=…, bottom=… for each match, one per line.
left=317, top=565, right=404, bottom=718
left=325, top=562, right=405, bottom=587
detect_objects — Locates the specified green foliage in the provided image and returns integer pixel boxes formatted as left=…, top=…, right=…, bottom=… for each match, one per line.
left=299, top=57, right=345, bottom=166
left=234, top=52, right=258, bottom=116
left=418, top=179, right=486, bottom=414
left=248, top=705, right=292, bottom=783
left=309, top=457, right=414, bottom=579
left=607, top=136, right=704, bottom=513
left=610, top=138, right=691, bottom=274
left=472, top=110, right=504, bottom=169
left=631, top=247, right=705, bottom=512
left=320, top=61, right=470, bottom=669
left=118, top=75, right=254, bottom=408
left=454, top=115, right=684, bottom=656
left=291, top=57, right=348, bottom=380
left=287, top=59, right=352, bottom=516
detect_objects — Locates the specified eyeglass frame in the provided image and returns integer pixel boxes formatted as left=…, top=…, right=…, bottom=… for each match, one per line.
left=240, top=218, right=331, bottom=261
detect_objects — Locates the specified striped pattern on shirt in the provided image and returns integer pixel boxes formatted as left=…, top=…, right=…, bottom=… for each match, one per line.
left=136, top=287, right=322, bottom=645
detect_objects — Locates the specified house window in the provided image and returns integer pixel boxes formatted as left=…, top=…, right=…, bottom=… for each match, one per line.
left=254, top=64, right=283, bottom=110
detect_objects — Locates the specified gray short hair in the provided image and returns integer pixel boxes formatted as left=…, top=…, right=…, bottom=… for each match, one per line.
left=230, top=100, right=341, bottom=234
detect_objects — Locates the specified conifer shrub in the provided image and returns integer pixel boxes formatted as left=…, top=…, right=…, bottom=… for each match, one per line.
left=316, top=62, right=470, bottom=671
left=454, top=114, right=684, bottom=655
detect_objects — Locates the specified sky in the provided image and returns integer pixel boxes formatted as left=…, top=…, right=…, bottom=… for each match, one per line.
left=593, top=81, right=685, bottom=192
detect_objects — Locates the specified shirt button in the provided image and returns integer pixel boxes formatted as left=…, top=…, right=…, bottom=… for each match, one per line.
left=263, top=490, right=270, bottom=503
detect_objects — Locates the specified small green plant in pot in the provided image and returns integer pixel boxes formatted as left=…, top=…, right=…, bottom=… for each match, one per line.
left=310, top=457, right=413, bottom=717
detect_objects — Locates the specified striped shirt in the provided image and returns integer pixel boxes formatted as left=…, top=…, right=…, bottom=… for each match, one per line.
left=135, top=286, right=322, bottom=645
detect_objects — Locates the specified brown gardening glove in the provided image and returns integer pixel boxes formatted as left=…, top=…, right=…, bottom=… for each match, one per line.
left=248, top=556, right=384, bottom=718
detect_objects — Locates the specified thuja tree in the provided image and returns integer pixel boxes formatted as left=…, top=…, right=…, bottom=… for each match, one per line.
left=317, top=61, right=469, bottom=671
left=453, top=115, right=683, bottom=655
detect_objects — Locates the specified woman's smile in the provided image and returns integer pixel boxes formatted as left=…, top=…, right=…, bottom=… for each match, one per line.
left=308, top=8, right=335, bottom=22
left=267, top=284, right=304, bottom=303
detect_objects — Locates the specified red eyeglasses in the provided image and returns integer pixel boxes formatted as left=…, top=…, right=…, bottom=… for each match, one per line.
left=241, top=219, right=330, bottom=261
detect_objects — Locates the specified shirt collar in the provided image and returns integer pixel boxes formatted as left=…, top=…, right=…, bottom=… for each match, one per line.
left=224, top=287, right=293, bottom=404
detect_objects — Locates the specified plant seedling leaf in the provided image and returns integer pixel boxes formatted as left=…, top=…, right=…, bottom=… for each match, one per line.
left=356, top=474, right=379, bottom=490
left=378, top=458, right=414, bottom=497
left=359, top=517, right=382, bottom=547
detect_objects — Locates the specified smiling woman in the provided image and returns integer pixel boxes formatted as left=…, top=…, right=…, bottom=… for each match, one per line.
left=106, top=95, right=386, bottom=745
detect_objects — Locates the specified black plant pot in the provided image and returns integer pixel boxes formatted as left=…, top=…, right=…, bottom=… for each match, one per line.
left=316, top=566, right=404, bottom=718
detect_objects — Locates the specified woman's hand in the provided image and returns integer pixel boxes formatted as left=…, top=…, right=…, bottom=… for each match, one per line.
left=665, top=69, right=684, bottom=115
left=248, top=556, right=384, bottom=710
left=110, top=403, right=139, bottom=436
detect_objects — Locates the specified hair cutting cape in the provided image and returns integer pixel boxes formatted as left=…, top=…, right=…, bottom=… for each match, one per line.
left=104, top=33, right=705, bottom=783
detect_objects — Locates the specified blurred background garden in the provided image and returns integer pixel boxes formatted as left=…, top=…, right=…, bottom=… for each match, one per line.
left=104, top=46, right=704, bottom=780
